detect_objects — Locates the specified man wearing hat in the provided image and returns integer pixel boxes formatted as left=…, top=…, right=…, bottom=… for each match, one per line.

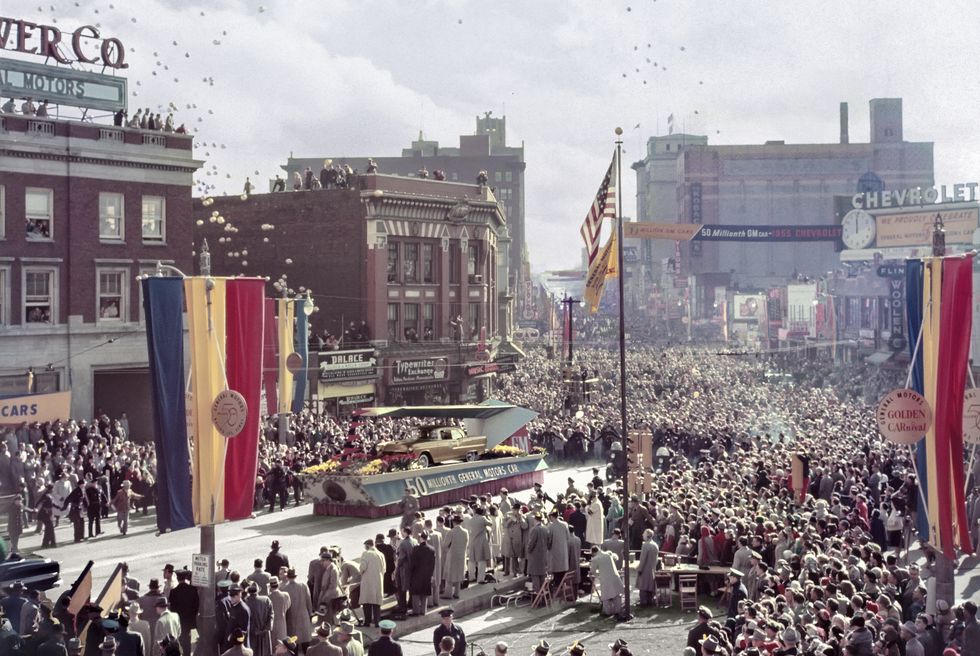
left=532, top=640, right=550, bottom=656
left=687, top=606, right=717, bottom=649
left=778, top=628, right=799, bottom=655
left=567, top=641, right=585, bottom=656
left=267, top=577, right=290, bottom=644
left=137, top=580, right=166, bottom=637
left=99, top=635, right=117, bottom=656
left=37, top=619, right=67, bottom=656
left=315, top=551, right=342, bottom=626
left=444, top=518, right=468, bottom=600
left=280, top=570, right=312, bottom=648
left=367, top=620, right=401, bottom=656
left=154, top=598, right=181, bottom=649
left=125, top=603, right=151, bottom=655
left=218, top=585, right=251, bottom=652
left=329, top=621, right=364, bottom=656
left=409, top=532, right=436, bottom=617
left=358, top=539, right=384, bottom=628
left=726, top=569, right=747, bottom=623
left=589, top=544, right=625, bottom=617
left=221, top=628, right=253, bottom=656
left=245, top=582, right=273, bottom=656
left=115, top=611, right=143, bottom=656
left=265, top=541, right=290, bottom=577
left=169, top=569, right=197, bottom=656
left=432, top=609, right=466, bottom=656
left=698, top=636, right=720, bottom=655
left=1, top=582, right=26, bottom=630
left=493, top=641, right=508, bottom=656
left=307, top=623, right=342, bottom=656
left=525, top=513, right=549, bottom=592
left=608, top=638, right=628, bottom=656
left=249, top=560, right=271, bottom=596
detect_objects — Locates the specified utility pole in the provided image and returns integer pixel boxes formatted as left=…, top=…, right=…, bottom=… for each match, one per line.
left=561, top=295, right=579, bottom=366
left=196, top=239, right=217, bottom=656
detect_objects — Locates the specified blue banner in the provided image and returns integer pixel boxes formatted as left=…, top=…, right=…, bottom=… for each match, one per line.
left=292, top=299, right=309, bottom=414
left=905, top=260, right=928, bottom=543
left=142, top=278, right=194, bottom=532
left=362, top=456, right=548, bottom=506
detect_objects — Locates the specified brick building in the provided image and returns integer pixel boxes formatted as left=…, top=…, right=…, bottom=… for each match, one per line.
left=0, top=113, right=200, bottom=437
left=193, top=173, right=519, bottom=409
left=282, top=113, right=531, bottom=320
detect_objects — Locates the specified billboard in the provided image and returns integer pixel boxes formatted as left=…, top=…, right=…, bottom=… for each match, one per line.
left=0, top=57, right=127, bottom=112
left=874, top=206, right=979, bottom=248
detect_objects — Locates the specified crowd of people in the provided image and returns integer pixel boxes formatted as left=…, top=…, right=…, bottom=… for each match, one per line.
left=1, top=343, right=979, bottom=656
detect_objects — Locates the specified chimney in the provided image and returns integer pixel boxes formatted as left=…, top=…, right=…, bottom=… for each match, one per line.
left=839, top=102, right=849, bottom=144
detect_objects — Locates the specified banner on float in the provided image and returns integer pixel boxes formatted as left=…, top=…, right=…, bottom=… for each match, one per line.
left=0, top=391, right=71, bottom=423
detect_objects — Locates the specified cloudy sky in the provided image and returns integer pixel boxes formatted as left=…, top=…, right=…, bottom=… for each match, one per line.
left=15, top=0, right=980, bottom=271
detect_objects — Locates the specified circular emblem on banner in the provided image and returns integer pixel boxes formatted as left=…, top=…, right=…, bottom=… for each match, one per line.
left=211, top=390, right=248, bottom=438
left=876, top=388, right=931, bottom=445
left=286, top=352, right=304, bottom=374
left=963, top=388, right=980, bottom=445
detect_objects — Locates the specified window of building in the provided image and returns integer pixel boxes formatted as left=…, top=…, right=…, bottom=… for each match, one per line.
left=25, top=188, right=53, bottom=241
left=451, top=172, right=458, bottom=181
left=449, top=243, right=460, bottom=284
left=666, top=144, right=671, bottom=151
left=387, top=303, right=399, bottom=341
left=422, top=244, right=435, bottom=283
left=24, top=268, right=55, bottom=324
left=468, top=303, right=480, bottom=338
left=142, top=196, right=165, bottom=242
left=98, top=270, right=126, bottom=321
left=99, top=192, right=125, bottom=240
left=494, top=171, right=502, bottom=182
left=423, top=303, right=434, bottom=339
left=403, top=243, right=419, bottom=283
left=387, top=242, right=399, bottom=283
left=505, top=171, right=512, bottom=182
left=0, top=185, right=5, bottom=239
left=467, top=243, right=479, bottom=277
left=0, top=267, right=8, bottom=326
left=403, top=303, right=419, bottom=341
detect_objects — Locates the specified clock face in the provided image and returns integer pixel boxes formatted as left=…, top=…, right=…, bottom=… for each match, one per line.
left=842, top=209, right=876, bottom=249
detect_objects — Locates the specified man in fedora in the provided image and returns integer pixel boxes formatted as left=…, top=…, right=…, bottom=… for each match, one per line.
left=531, top=640, right=550, bottom=656
left=329, top=621, right=363, bottom=656
left=687, top=606, right=718, bottom=650
left=244, top=582, right=273, bottom=656
left=699, top=635, right=720, bottom=655
left=368, top=620, right=401, bottom=656
left=221, top=628, right=252, bottom=656
left=218, top=585, right=251, bottom=652
left=307, top=623, right=341, bottom=656
left=99, top=636, right=117, bottom=656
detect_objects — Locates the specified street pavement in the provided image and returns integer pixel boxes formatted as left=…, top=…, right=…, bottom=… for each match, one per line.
left=19, top=461, right=596, bottom=597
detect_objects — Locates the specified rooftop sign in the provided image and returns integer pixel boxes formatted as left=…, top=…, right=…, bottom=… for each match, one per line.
left=0, top=17, right=127, bottom=69
left=0, top=57, right=127, bottom=112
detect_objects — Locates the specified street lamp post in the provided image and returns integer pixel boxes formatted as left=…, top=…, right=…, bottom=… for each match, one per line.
left=196, top=239, right=217, bottom=656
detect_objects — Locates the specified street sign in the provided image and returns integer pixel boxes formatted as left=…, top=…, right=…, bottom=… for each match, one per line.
left=191, top=553, right=212, bottom=588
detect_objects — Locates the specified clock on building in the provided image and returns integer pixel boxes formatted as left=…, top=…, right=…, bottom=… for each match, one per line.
left=841, top=209, right=876, bottom=249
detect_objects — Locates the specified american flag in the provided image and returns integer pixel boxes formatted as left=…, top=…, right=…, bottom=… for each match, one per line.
left=579, top=152, right=618, bottom=267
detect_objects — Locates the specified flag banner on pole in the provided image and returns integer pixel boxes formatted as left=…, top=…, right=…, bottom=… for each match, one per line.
left=905, top=260, right=929, bottom=543
left=142, top=278, right=194, bottom=532
left=579, top=151, right=617, bottom=267
left=278, top=298, right=295, bottom=414
left=185, top=276, right=228, bottom=526
left=263, top=298, right=278, bottom=415
left=292, top=299, right=309, bottom=414
left=906, top=256, right=975, bottom=558
left=223, top=279, right=266, bottom=521
left=561, top=302, right=570, bottom=361
left=584, top=232, right=616, bottom=314
left=66, top=560, right=94, bottom=616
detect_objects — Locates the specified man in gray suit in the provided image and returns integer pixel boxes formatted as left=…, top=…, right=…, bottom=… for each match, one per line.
left=525, top=513, right=549, bottom=592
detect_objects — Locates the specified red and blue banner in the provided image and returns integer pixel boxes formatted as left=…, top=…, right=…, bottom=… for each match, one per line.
left=905, top=257, right=974, bottom=558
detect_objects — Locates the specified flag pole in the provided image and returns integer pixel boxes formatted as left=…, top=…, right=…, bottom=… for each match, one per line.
left=614, top=127, right=633, bottom=622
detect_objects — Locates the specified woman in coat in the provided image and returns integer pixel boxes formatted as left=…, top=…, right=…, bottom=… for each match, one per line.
left=636, top=529, right=660, bottom=606
left=502, top=507, right=527, bottom=577
left=358, top=540, right=385, bottom=627
left=586, top=494, right=605, bottom=546
left=604, top=496, right=623, bottom=540
left=443, top=518, right=469, bottom=599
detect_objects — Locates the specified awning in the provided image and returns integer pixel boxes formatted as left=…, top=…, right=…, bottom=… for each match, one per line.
left=865, top=350, right=895, bottom=365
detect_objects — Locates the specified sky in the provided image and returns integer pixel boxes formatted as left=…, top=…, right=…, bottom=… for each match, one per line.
left=7, top=0, right=980, bottom=272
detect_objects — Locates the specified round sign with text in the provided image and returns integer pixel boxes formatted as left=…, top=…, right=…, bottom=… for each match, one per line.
left=211, top=389, right=248, bottom=438
left=962, top=388, right=980, bottom=445
left=286, top=352, right=304, bottom=374
left=876, top=388, right=931, bottom=445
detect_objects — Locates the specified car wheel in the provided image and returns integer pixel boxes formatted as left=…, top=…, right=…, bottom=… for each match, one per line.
left=465, top=451, right=479, bottom=462
left=418, top=453, right=432, bottom=468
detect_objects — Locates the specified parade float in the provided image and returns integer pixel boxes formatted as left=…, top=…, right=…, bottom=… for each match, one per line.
left=301, top=402, right=547, bottom=517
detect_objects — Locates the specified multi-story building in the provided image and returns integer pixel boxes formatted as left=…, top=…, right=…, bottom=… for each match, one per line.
left=193, top=174, right=517, bottom=408
left=0, top=112, right=200, bottom=437
left=282, top=113, right=529, bottom=314
left=632, top=98, right=935, bottom=312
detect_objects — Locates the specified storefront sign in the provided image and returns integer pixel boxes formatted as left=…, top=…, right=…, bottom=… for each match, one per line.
left=874, top=207, right=979, bottom=248
left=0, top=56, right=127, bottom=112
left=852, top=183, right=980, bottom=209
left=887, top=276, right=906, bottom=351
left=0, top=390, right=70, bottom=423
left=338, top=393, right=374, bottom=407
left=690, top=183, right=703, bottom=256
left=877, top=389, right=931, bottom=445
left=391, top=357, right=449, bottom=384
left=0, top=18, right=127, bottom=68
left=466, top=362, right=500, bottom=377
left=318, top=349, right=377, bottom=382
left=624, top=222, right=701, bottom=241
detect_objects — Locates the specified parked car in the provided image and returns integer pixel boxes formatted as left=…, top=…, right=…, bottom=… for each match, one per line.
left=378, top=425, right=488, bottom=467
left=0, top=555, right=61, bottom=591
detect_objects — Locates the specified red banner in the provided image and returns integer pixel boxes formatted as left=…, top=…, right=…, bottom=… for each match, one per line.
left=224, top=280, right=266, bottom=521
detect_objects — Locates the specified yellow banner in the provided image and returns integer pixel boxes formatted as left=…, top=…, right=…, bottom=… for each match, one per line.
left=605, top=232, right=619, bottom=281
left=875, top=207, right=979, bottom=247
left=584, top=233, right=615, bottom=314
left=185, top=277, right=227, bottom=526
left=278, top=298, right=295, bottom=414
left=0, top=391, right=71, bottom=424
left=624, top=222, right=702, bottom=240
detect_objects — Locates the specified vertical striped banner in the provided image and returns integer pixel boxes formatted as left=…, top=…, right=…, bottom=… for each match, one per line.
left=263, top=298, right=278, bottom=415
left=223, top=279, right=266, bottom=521
left=922, top=260, right=942, bottom=548
left=185, top=277, right=228, bottom=526
left=142, top=277, right=194, bottom=532
left=905, top=260, right=929, bottom=543
left=278, top=298, right=295, bottom=414
left=292, top=298, right=309, bottom=414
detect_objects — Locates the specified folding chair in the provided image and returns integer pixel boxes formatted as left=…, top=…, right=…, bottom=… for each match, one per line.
left=555, top=571, right=577, bottom=602
left=531, top=574, right=554, bottom=608
left=678, top=574, right=699, bottom=612
left=654, top=571, right=673, bottom=607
